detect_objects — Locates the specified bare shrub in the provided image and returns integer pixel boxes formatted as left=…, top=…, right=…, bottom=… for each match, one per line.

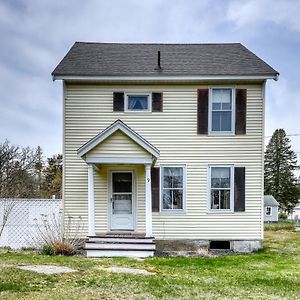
left=31, top=210, right=84, bottom=256
left=0, top=199, right=16, bottom=239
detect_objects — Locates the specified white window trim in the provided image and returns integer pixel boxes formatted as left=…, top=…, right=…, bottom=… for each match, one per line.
left=208, top=87, right=236, bottom=135
left=124, top=92, right=152, bottom=112
left=207, top=165, right=234, bottom=213
left=265, top=206, right=272, bottom=216
left=160, top=164, right=187, bottom=213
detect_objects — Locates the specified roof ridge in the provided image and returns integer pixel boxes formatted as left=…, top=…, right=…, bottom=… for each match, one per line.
left=74, top=41, right=242, bottom=46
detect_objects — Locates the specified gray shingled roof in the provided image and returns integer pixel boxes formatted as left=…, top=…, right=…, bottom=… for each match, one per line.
left=264, top=195, right=279, bottom=207
left=52, top=42, right=278, bottom=78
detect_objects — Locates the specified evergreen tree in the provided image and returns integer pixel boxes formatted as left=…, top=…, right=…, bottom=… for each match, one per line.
left=34, top=146, right=44, bottom=196
left=264, top=129, right=299, bottom=213
left=42, top=154, right=63, bottom=199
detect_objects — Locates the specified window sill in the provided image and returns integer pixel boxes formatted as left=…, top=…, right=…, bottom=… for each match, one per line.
left=208, top=132, right=235, bottom=136
left=159, top=210, right=186, bottom=215
left=206, top=210, right=234, bottom=214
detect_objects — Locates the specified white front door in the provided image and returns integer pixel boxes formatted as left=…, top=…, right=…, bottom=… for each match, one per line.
left=110, top=171, right=134, bottom=231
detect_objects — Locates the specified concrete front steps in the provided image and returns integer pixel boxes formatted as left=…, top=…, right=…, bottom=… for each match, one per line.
left=85, top=234, right=156, bottom=258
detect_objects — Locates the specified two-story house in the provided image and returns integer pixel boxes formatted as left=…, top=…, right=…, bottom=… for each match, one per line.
left=52, top=42, right=278, bottom=257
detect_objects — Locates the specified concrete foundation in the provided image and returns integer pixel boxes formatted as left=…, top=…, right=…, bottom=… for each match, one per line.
left=155, top=239, right=263, bottom=256
left=231, top=240, right=262, bottom=253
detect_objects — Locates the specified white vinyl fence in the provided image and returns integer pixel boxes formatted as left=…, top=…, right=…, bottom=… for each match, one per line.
left=0, top=199, right=62, bottom=249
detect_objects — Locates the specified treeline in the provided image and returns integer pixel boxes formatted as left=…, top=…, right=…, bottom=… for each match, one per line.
left=0, top=140, right=62, bottom=199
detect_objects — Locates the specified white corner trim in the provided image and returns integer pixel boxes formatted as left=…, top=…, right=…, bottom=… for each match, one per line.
left=77, top=120, right=160, bottom=158
left=53, top=74, right=279, bottom=82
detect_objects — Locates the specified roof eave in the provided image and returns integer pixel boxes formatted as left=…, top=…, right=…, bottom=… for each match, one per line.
left=53, top=74, right=279, bottom=82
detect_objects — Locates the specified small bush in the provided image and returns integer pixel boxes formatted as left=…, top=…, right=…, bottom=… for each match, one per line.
left=278, top=212, right=287, bottom=220
left=52, top=241, right=77, bottom=256
left=21, top=247, right=35, bottom=251
left=31, top=210, right=84, bottom=256
left=41, top=244, right=55, bottom=256
left=41, top=241, right=76, bottom=256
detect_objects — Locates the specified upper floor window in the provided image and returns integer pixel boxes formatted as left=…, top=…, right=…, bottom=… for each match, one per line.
left=266, top=206, right=272, bottom=216
left=209, top=166, right=234, bottom=211
left=209, top=88, right=235, bottom=134
left=161, top=166, right=186, bottom=211
left=125, top=94, right=151, bottom=112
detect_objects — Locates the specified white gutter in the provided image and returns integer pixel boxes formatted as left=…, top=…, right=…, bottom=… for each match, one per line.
left=53, top=74, right=279, bottom=82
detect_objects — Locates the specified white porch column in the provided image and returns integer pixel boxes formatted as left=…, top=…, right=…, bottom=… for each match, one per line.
left=145, top=163, right=152, bottom=237
left=87, top=164, right=95, bottom=236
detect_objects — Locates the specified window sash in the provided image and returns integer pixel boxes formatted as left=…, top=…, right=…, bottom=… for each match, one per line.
left=266, top=207, right=272, bottom=216
left=125, top=93, right=151, bottom=112
left=209, top=88, right=235, bottom=133
left=161, top=166, right=185, bottom=211
left=209, top=166, right=233, bottom=211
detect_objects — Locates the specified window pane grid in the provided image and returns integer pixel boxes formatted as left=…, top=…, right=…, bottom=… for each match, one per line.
left=162, top=166, right=184, bottom=210
left=210, top=166, right=232, bottom=210
left=211, top=88, right=233, bottom=132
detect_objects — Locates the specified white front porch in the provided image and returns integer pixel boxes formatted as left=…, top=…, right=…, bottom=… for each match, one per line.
left=87, top=161, right=153, bottom=237
left=77, top=120, right=160, bottom=257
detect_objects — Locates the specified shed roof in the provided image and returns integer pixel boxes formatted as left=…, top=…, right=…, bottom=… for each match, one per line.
left=52, top=42, right=278, bottom=78
left=264, top=195, right=280, bottom=207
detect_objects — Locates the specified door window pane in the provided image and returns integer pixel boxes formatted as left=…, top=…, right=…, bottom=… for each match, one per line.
left=112, top=194, right=132, bottom=214
left=113, top=173, right=132, bottom=193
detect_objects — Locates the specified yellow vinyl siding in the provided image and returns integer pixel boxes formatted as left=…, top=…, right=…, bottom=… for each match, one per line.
left=64, top=83, right=264, bottom=240
left=86, top=130, right=152, bottom=158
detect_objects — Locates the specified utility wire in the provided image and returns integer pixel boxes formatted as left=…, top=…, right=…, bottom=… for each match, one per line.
left=265, top=133, right=300, bottom=138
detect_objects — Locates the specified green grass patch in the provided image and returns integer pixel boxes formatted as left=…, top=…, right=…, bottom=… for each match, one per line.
left=264, top=220, right=296, bottom=231
left=0, top=230, right=299, bottom=299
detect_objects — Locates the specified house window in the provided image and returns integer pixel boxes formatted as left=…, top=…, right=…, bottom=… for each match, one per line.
left=161, top=166, right=186, bottom=211
left=266, top=206, right=272, bottom=216
left=125, top=94, right=151, bottom=112
left=210, top=88, right=234, bottom=133
left=209, top=166, right=233, bottom=211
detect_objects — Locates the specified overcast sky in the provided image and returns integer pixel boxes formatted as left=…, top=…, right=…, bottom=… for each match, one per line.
left=0, top=0, right=299, bottom=160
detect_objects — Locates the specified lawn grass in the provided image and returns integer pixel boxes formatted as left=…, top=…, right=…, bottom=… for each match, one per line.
left=0, top=230, right=299, bottom=299
left=264, top=220, right=297, bottom=231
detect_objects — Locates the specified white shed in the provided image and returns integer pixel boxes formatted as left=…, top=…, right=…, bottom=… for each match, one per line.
left=289, top=203, right=300, bottom=220
left=264, top=195, right=279, bottom=222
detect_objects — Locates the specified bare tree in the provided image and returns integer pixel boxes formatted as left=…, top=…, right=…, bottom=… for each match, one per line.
left=0, top=140, right=38, bottom=198
left=0, top=199, right=16, bottom=238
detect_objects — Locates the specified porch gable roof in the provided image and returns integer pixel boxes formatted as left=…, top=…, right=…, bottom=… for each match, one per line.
left=77, top=119, right=160, bottom=158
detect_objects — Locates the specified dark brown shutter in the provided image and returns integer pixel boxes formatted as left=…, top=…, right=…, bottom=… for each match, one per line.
left=113, top=92, right=124, bottom=111
left=235, top=89, right=247, bottom=134
left=234, top=167, right=245, bottom=212
left=152, top=92, right=163, bottom=112
left=151, top=167, right=160, bottom=212
left=197, top=89, right=209, bottom=134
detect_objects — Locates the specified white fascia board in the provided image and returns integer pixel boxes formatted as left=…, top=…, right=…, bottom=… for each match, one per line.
left=85, top=157, right=153, bottom=164
left=77, top=120, right=160, bottom=158
left=53, top=74, right=279, bottom=82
